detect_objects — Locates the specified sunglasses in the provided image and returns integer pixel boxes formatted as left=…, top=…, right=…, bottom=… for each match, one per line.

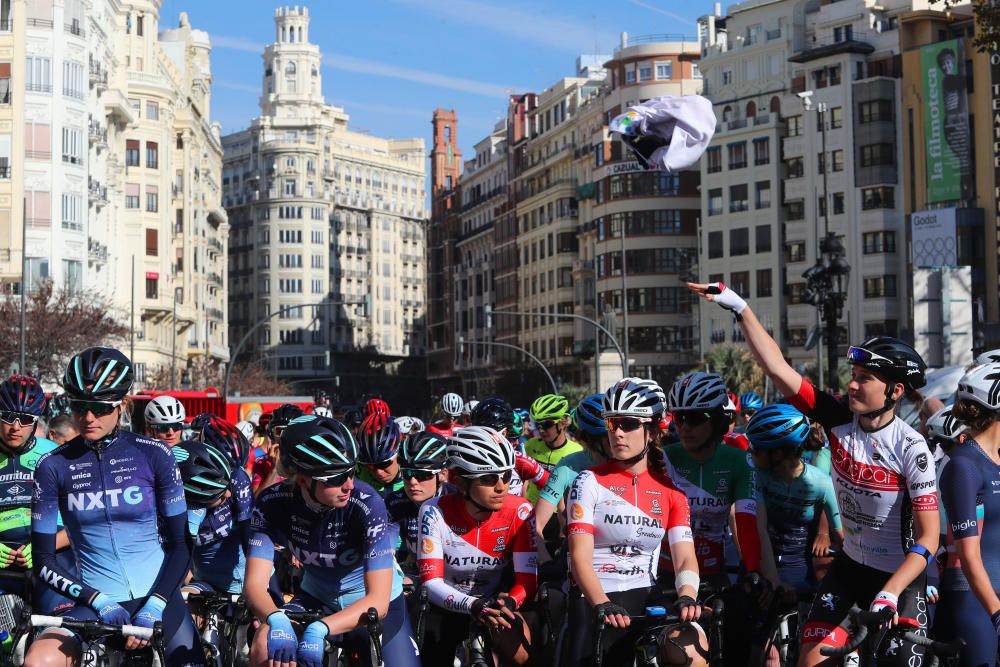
left=314, top=469, right=355, bottom=488
left=366, top=458, right=397, bottom=471
left=69, top=400, right=121, bottom=417
left=537, top=420, right=560, bottom=430
left=670, top=411, right=712, bottom=426
left=269, top=425, right=286, bottom=439
left=605, top=416, right=651, bottom=433
left=0, top=411, right=39, bottom=426
left=401, top=468, right=438, bottom=482
left=847, top=346, right=893, bottom=367
left=463, top=470, right=514, bottom=486
left=152, top=423, right=183, bottom=434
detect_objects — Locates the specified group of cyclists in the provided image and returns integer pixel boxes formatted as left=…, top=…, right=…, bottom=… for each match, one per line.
left=0, top=280, right=997, bottom=665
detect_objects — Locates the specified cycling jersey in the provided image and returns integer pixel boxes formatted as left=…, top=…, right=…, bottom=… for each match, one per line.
left=789, top=379, right=938, bottom=573
left=187, top=468, right=254, bottom=594
left=757, top=463, right=841, bottom=569
left=510, top=450, right=548, bottom=498
left=417, top=493, right=536, bottom=613
left=32, top=430, right=190, bottom=604
left=245, top=445, right=278, bottom=492
left=566, top=463, right=692, bottom=592
left=663, top=442, right=760, bottom=574
left=357, top=467, right=404, bottom=497
left=538, top=450, right=595, bottom=507
left=802, top=446, right=832, bottom=474
left=723, top=432, right=749, bottom=451
left=523, top=435, right=583, bottom=503
left=0, top=436, right=60, bottom=549
left=426, top=420, right=458, bottom=438
left=248, top=479, right=403, bottom=609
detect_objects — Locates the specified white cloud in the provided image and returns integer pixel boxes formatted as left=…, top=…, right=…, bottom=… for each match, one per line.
left=624, top=0, right=698, bottom=26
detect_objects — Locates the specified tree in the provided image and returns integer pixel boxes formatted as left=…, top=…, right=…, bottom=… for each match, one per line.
left=934, top=0, right=1000, bottom=53
left=556, top=383, right=592, bottom=406
left=143, top=356, right=292, bottom=397
left=0, top=281, right=129, bottom=385
left=698, top=345, right=765, bottom=396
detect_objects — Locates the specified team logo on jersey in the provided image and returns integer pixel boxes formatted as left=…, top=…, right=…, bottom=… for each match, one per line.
left=650, top=499, right=662, bottom=516
left=67, top=486, right=143, bottom=511
left=517, top=503, right=531, bottom=520
left=820, top=593, right=837, bottom=611
left=421, top=537, right=434, bottom=554
left=915, top=453, right=928, bottom=472
left=570, top=503, right=584, bottom=520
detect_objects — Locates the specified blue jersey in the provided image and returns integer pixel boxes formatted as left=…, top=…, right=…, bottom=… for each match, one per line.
left=187, top=468, right=253, bottom=594
left=537, top=450, right=594, bottom=507
left=756, top=463, right=841, bottom=568
left=32, top=431, right=188, bottom=602
left=940, top=440, right=1000, bottom=592
left=0, top=436, right=61, bottom=547
left=249, top=479, right=403, bottom=609
left=385, top=488, right=419, bottom=570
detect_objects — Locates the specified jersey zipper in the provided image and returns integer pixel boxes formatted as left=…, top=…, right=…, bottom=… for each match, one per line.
left=632, top=472, right=639, bottom=508
left=95, top=446, right=135, bottom=598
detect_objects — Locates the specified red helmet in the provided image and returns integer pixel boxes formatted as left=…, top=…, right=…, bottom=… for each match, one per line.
left=365, top=397, right=391, bottom=417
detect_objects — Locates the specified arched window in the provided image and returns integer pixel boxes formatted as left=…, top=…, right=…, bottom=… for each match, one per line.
left=746, top=101, right=756, bottom=117
left=285, top=62, right=297, bottom=93
left=285, top=62, right=296, bottom=76
left=722, top=106, right=732, bottom=122
left=770, top=96, right=780, bottom=113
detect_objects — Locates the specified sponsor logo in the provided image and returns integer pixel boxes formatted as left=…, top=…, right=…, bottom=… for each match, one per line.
left=570, top=503, right=584, bottom=520
left=609, top=544, right=641, bottom=558
left=609, top=485, right=627, bottom=495
left=915, top=453, right=928, bottom=472
left=601, top=514, right=663, bottom=528
left=910, top=480, right=935, bottom=490
left=649, top=499, right=662, bottom=516
left=951, top=518, right=977, bottom=532
left=444, top=553, right=501, bottom=567
left=38, top=566, right=82, bottom=598
left=517, top=503, right=531, bottom=520
left=71, top=473, right=90, bottom=481
left=367, top=522, right=385, bottom=539
left=912, top=494, right=938, bottom=511
left=820, top=593, right=837, bottom=611
left=421, top=537, right=434, bottom=554
left=66, top=486, right=143, bottom=511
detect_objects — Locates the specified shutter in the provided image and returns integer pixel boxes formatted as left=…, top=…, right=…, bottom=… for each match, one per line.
left=146, top=228, right=157, bottom=256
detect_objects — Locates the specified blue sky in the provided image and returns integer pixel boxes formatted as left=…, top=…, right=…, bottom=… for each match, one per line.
left=160, top=0, right=719, bottom=162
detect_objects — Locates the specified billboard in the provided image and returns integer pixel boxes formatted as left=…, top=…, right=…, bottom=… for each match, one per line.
left=921, top=39, right=971, bottom=203
left=911, top=207, right=957, bottom=267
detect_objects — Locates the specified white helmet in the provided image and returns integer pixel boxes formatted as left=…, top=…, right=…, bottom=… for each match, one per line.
left=463, top=400, right=479, bottom=416
left=440, top=392, right=464, bottom=418
left=975, top=349, right=1000, bottom=366
left=602, top=377, right=666, bottom=418
left=145, top=395, right=186, bottom=425
left=395, top=416, right=417, bottom=433
left=925, top=406, right=967, bottom=443
left=446, top=426, right=515, bottom=474
left=236, top=420, right=256, bottom=441
left=956, top=362, right=1000, bottom=410
left=313, top=406, right=333, bottom=418
left=667, top=372, right=728, bottom=412
left=412, top=417, right=426, bottom=431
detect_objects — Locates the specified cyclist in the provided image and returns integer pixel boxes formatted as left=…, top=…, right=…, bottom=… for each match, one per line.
left=245, top=415, right=419, bottom=667
left=427, top=392, right=464, bottom=437
left=934, top=363, right=1000, bottom=667
left=925, top=405, right=968, bottom=457
left=721, top=393, right=750, bottom=451
left=395, top=415, right=420, bottom=436
left=800, top=420, right=832, bottom=475
left=365, top=397, right=391, bottom=418
left=356, top=412, right=404, bottom=496
left=690, top=282, right=938, bottom=667
left=0, top=375, right=74, bottom=617
left=740, top=392, right=764, bottom=427
left=462, top=400, right=479, bottom=426
left=47, top=414, right=79, bottom=445
left=236, top=419, right=257, bottom=443
left=418, top=425, right=536, bottom=666
left=143, top=394, right=186, bottom=447
left=565, top=377, right=704, bottom=666
left=510, top=409, right=529, bottom=451
left=745, top=404, right=843, bottom=592
left=247, top=403, right=303, bottom=494
left=524, top=394, right=583, bottom=504
left=470, top=398, right=549, bottom=498
left=28, top=347, right=203, bottom=666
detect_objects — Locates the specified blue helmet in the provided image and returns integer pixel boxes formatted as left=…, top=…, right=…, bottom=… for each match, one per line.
left=740, top=392, right=764, bottom=412
left=745, top=404, right=811, bottom=451
left=357, top=412, right=403, bottom=464
left=575, top=394, right=608, bottom=437
left=0, top=375, right=47, bottom=416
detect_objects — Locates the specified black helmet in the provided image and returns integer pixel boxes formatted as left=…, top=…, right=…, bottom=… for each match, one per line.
left=399, top=431, right=448, bottom=471
left=847, top=337, right=926, bottom=390
left=279, top=415, right=358, bottom=478
left=470, top=398, right=514, bottom=432
left=271, top=403, right=305, bottom=427
left=342, top=408, right=364, bottom=429
left=173, top=439, right=232, bottom=508
left=63, top=347, right=133, bottom=401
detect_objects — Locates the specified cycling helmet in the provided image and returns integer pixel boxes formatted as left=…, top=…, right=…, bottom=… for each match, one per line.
left=312, top=406, right=333, bottom=418
left=530, top=394, right=570, bottom=421
left=236, top=420, right=256, bottom=442
left=190, top=413, right=214, bottom=432
left=257, top=413, right=272, bottom=436
left=463, top=400, right=479, bottom=417
left=340, top=408, right=363, bottom=430
left=0, top=375, right=47, bottom=416
left=667, top=372, right=728, bottom=412
left=173, top=439, right=232, bottom=508
left=956, top=362, right=1000, bottom=410
left=847, top=337, right=927, bottom=390
left=446, top=426, right=516, bottom=474
left=723, top=394, right=738, bottom=420
left=470, top=398, right=514, bottom=432
left=925, top=405, right=968, bottom=444
left=975, top=349, right=1000, bottom=366
left=365, top=397, right=390, bottom=417
left=741, top=392, right=764, bottom=413
left=270, top=403, right=305, bottom=431
left=603, top=378, right=665, bottom=418
left=144, top=395, right=186, bottom=425
left=440, top=392, right=464, bottom=418
left=201, top=415, right=251, bottom=469
left=575, top=394, right=608, bottom=437
left=63, top=347, right=133, bottom=401
left=745, top=404, right=811, bottom=451
left=279, top=415, right=358, bottom=478
left=399, top=431, right=449, bottom=471
left=395, top=416, right=417, bottom=433
left=357, top=412, right=403, bottom=464
left=412, top=417, right=426, bottom=431
left=509, top=410, right=525, bottom=437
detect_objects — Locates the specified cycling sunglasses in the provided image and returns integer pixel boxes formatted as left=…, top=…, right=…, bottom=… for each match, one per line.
left=462, top=470, right=514, bottom=486
left=847, top=346, right=893, bottom=367
left=401, top=468, right=438, bottom=482
left=0, top=411, right=39, bottom=426
left=670, top=411, right=712, bottom=427
left=314, top=469, right=355, bottom=488
left=366, top=458, right=397, bottom=471
left=536, top=420, right=562, bottom=430
left=152, top=423, right=184, bottom=434
left=69, top=400, right=121, bottom=417
left=269, top=425, right=287, bottom=439
left=605, top=416, right=651, bottom=433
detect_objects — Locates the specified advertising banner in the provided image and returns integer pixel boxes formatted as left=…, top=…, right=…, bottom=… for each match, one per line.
left=911, top=207, right=957, bottom=267
left=921, top=39, right=971, bottom=203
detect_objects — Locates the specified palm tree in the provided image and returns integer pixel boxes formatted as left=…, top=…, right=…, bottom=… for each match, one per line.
left=698, top=344, right=765, bottom=396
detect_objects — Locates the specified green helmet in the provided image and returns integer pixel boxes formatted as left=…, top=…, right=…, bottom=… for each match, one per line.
left=509, top=410, right=525, bottom=437
left=530, top=394, right=569, bottom=422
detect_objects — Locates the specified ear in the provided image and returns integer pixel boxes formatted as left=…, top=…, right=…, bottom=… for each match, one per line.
left=890, top=383, right=906, bottom=402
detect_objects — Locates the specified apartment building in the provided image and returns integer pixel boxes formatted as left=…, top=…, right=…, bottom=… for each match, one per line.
left=223, top=6, right=427, bottom=404
left=0, top=0, right=23, bottom=293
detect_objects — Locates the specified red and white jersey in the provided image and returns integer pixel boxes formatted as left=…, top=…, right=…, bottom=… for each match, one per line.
left=426, top=420, right=459, bottom=438
left=723, top=432, right=749, bottom=451
left=417, top=493, right=537, bottom=614
left=567, top=463, right=692, bottom=593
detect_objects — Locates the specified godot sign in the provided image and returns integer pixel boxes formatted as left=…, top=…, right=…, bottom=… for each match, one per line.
left=911, top=207, right=957, bottom=267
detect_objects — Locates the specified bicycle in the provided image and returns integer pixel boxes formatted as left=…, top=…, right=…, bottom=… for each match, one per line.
left=593, top=602, right=722, bottom=667
left=401, top=582, right=429, bottom=649
left=757, top=589, right=817, bottom=667
left=284, top=606, right=384, bottom=667
left=183, top=589, right=251, bottom=666
left=0, top=569, right=32, bottom=664
left=818, top=606, right=961, bottom=667
left=21, top=613, right=165, bottom=666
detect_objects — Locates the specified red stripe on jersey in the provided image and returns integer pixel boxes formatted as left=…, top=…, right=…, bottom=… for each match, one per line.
left=830, top=435, right=903, bottom=491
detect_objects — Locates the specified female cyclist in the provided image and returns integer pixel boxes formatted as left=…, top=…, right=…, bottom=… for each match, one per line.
left=565, top=378, right=704, bottom=666
left=470, top=398, right=549, bottom=498
left=245, top=414, right=418, bottom=667
left=27, top=347, right=203, bottom=666
left=690, top=281, right=938, bottom=667
left=143, top=395, right=186, bottom=447
left=356, top=412, right=404, bottom=496
left=933, top=362, right=1000, bottom=667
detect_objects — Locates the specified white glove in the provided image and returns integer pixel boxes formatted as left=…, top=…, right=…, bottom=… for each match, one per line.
left=706, top=282, right=748, bottom=315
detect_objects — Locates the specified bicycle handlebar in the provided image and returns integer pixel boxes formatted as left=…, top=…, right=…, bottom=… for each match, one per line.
left=819, top=607, right=895, bottom=657
left=901, top=632, right=964, bottom=667
left=30, top=615, right=155, bottom=642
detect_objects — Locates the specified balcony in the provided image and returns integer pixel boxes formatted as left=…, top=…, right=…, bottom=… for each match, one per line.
left=26, top=18, right=53, bottom=29
left=88, top=237, right=108, bottom=265
left=26, top=217, right=51, bottom=229
left=88, top=121, right=108, bottom=149
left=206, top=307, right=224, bottom=322
left=25, top=83, right=52, bottom=94
left=88, top=177, right=108, bottom=207
left=65, top=21, right=84, bottom=38
left=208, top=272, right=223, bottom=287
left=25, top=149, right=51, bottom=161
left=790, top=31, right=875, bottom=64
left=88, top=62, right=108, bottom=91
left=0, top=165, right=9, bottom=179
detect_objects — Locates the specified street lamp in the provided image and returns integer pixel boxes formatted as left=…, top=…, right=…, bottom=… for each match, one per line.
left=458, top=336, right=557, bottom=395
left=803, top=233, right=850, bottom=392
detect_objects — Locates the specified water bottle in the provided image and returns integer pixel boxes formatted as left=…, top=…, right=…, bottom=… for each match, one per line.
left=0, top=629, right=11, bottom=652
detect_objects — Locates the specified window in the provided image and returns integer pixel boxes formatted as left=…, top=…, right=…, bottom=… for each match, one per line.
left=785, top=200, right=805, bottom=221
left=279, top=279, right=303, bottom=293
left=25, top=56, right=52, bottom=93
left=61, top=193, right=82, bottom=230
left=125, top=139, right=139, bottom=167
left=865, top=320, right=899, bottom=338
left=708, top=231, right=724, bottom=259
left=63, top=260, right=82, bottom=295
left=786, top=115, right=803, bottom=137
left=278, top=229, right=302, bottom=243
left=829, top=106, right=843, bottom=128
left=859, top=100, right=893, bottom=123
left=785, top=241, right=806, bottom=262
left=730, top=271, right=750, bottom=295
left=125, top=183, right=140, bottom=209
left=706, top=146, right=721, bottom=173
left=638, top=62, right=652, bottom=81
left=755, top=181, right=771, bottom=209
left=860, top=143, right=894, bottom=167
left=862, top=186, right=895, bottom=209
left=146, top=185, right=158, bottom=212
left=655, top=61, right=673, bottom=79
left=722, top=69, right=733, bottom=85
left=832, top=149, right=844, bottom=172
left=864, top=275, right=897, bottom=298
left=757, top=269, right=773, bottom=297
left=129, top=98, right=141, bottom=117
left=818, top=195, right=827, bottom=218
left=145, top=228, right=158, bottom=255
left=145, top=277, right=158, bottom=299
left=136, top=14, right=144, bottom=36
left=0, top=62, right=10, bottom=104
left=833, top=192, right=844, bottom=215
left=146, top=142, right=158, bottom=169
left=728, top=142, right=747, bottom=169
left=708, top=188, right=723, bottom=216
left=284, top=179, right=296, bottom=196
left=730, top=228, right=750, bottom=256
left=311, top=230, right=323, bottom=244
left=863, top=231, right=896, bottom=254
left=62, top=61, right=84, bottom=99
left=755, top=225, right=772, bottom=252
left=729, top=184, right=748, bottom=212
left=146, top=101, right=158, bottom=120
left=753, top=137, right=770, bottom=165
left=624, top=64, right=636, bottom=83
left=61, top=127, right=82, bottom=164
left=784, top=157, right=804, bottom=178
left=311, top=278, right=323, bottom=294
